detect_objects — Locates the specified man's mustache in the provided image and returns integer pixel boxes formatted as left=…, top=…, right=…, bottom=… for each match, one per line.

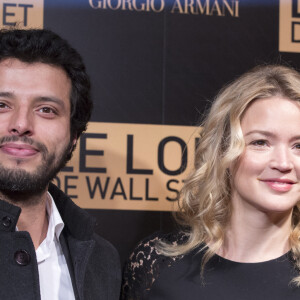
left=0, top=136, right=48, bottom=154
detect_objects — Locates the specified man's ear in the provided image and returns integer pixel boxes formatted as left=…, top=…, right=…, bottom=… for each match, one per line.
left=70, top=137, right=78, bottom=152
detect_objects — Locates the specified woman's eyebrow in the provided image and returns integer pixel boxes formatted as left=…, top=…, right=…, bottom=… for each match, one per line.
left=244, top=130, right=274, bottom=137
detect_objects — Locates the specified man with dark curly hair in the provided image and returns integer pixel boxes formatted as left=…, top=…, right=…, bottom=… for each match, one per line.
left=0, top=29, right=120, bottom=300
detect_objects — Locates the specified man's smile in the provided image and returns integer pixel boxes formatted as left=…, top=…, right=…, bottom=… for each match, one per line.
left=0, top=142, right=39, bottom=157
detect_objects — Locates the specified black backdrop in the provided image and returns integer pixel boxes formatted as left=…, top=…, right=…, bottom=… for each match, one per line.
left=39, top=0, right=300, bottom=264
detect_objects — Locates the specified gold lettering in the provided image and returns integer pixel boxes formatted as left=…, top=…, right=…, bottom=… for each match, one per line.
left=146, top=0, right=151, bottom=11
left=132, top=0, right=146, bottom=11
left=210, top=0, right=222, bottom=16
left=235, top=0, right=239, bottom=17
left=89, top=0, right=103, bottom=8
left=108, top=0, right=121, bottom=9
left=195, top=0, right=209, bottom=15
left=89, top=0, right=239, bottom=16
left=151, top=0, right=164, bottom=12
left=122, top=0, right=133, bottom=10
left=171, top=0, right=184, bottom=13
left=222, top=0, right=234, bottom=16
left=185, top=0, right=196, bottom=14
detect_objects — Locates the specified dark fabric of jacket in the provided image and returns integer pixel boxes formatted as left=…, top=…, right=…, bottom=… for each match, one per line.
left=0, top=183, right=121, bottom=300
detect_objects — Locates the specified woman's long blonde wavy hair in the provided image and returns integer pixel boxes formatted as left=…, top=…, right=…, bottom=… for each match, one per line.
left=159, top=64, right=300, bottom=285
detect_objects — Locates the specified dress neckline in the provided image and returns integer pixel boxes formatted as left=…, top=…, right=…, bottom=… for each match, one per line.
left=210, top=250, right=292, bottom=265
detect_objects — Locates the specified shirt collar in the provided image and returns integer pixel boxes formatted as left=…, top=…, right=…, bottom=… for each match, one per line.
left=47, top=191, right=64, bottom=241
left=35, top=192, right=64, bottom=263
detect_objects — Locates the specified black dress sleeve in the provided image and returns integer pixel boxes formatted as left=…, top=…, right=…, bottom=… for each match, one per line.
left=121, top=231, right=186, bottom=300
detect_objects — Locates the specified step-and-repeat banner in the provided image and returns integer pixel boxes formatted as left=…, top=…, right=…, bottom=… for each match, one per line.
left=0, top=0, right=300, bottom=262
left=55, top=122, right=199, bottom=211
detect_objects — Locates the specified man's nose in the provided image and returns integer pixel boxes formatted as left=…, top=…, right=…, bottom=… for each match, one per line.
left=8, top=107, right=34, bottom=136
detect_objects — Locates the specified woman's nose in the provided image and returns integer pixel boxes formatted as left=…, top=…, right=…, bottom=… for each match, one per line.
left=269, top=146, right=293, bottom=172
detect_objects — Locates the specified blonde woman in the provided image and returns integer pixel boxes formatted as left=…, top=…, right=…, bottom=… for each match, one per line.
left=122, top=65, right=300, bottom=300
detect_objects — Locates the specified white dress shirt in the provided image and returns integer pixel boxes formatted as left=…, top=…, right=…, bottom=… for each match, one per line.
left=35, top=192, right=75, bottom=300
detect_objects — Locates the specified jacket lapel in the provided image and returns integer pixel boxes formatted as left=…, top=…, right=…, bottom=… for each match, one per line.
left=66, top=235, right=95, bottom=300
left=49, top=183, right=97, bottom=300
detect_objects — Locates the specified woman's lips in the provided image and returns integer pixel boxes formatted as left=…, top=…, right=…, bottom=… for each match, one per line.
left=260, top=179, right=296, bottom=192
left=0, top=143, right=39, bottom=157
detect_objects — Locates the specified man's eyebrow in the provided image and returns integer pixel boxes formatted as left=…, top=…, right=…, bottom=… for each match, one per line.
left=0, top=92, right=14, bottom=98
left=0, top=93, right=67, bottom=110
left=35, top=96, right=67, bottom=109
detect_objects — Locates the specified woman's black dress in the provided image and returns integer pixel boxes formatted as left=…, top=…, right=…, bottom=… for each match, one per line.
left=122, top=232, right=300, bottom=300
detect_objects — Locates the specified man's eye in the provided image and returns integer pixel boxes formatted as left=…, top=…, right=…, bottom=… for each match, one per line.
left=39, top=107, right=55, bottom=114
left=0, top=102, right=9, bottom=109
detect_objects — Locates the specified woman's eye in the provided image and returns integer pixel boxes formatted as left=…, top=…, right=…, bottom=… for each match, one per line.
left=250, top=140, right=267, bottom=146
left=294, top=143, right=300, bottom=150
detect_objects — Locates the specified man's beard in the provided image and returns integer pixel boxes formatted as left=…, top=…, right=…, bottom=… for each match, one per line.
left=0, top=136, right=71, bottom=204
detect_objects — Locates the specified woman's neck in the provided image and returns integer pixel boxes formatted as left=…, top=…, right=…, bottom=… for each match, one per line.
left=218, top=205, right=292, bottom=263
